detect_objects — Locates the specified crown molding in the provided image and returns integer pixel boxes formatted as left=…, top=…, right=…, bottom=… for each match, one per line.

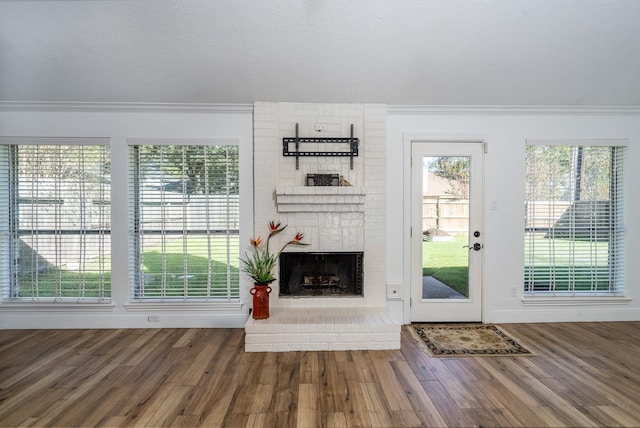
left=2, top=102, right=639, bottom=116
left=0, top=101, right=253, bottom=113
left=388, top=105, right=640, bottom=115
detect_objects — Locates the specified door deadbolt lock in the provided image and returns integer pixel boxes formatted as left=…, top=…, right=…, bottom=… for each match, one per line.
left=474, top=231, right=481, bottom=238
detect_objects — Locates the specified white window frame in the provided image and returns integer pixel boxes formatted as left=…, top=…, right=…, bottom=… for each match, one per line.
left=127, top=139, right=240, bottom=304
left=524, top=139, right=627, bottom=302
left=0, top=137, right=111, bottom=304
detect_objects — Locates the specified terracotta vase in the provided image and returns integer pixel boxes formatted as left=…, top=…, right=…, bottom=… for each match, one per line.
left=250, top=284, right=272, bottom=320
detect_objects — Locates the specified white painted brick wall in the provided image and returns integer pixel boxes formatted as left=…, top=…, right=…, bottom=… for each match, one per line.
left=253, top=102, right=387, bottom=309
left=248, top=102, right=396, bottom=352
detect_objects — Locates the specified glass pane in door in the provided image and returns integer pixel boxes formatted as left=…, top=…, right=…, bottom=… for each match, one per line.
left=421, top=156, right=470, bottom=299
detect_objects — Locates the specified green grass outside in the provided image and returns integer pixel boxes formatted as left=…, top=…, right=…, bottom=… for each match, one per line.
left=17, top=236, right=240, bottom=299
left=525, top=237, right=612, bottom=291
left=421, top=235, right=613, bottom=295
left=139, top=236, right=240, bottom=299
left=422, top=234, right=469, bottom=296
left=17, top=267, right=111, bottom=299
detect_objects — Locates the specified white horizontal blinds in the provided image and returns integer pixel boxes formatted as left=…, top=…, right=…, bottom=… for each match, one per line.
left=0, top=147, right=13, bottom=298
left=129, top=144, right=239, bottom=302
left=610, top=146, right=626, bottom=294
left=2, top=144, right=111, bottom=302
left=525, top=145, right=626, bottom=296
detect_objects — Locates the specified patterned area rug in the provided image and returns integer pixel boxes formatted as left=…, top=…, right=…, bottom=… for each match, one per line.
left=412, top=324, right=534, bottom=357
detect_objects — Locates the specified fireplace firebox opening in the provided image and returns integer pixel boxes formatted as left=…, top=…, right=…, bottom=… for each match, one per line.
left=279, top=252, right=363, bottom=297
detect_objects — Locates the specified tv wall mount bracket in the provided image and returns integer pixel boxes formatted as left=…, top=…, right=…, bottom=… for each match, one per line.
left=282, top=123, right=359, bottom=170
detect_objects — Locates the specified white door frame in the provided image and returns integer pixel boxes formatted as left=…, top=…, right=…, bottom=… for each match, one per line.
left=402, top=133, right=488, bottom=325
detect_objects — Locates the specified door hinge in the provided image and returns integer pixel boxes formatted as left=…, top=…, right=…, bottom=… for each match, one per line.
left=410, top=297, right=412, bottom=307
left=484, top=142, right=489, bottom=153
left=410, top=227, right=412, bottom=237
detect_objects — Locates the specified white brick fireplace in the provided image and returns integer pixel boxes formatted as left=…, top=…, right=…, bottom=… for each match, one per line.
left=245, top=102, right=401, bottom=352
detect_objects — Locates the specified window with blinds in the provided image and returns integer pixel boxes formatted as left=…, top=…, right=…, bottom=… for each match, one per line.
left=524, top=144, right=626, bottom=296
left=129, top=144, right=239, bottom=302
left=0, top=142, right=111, bottom=302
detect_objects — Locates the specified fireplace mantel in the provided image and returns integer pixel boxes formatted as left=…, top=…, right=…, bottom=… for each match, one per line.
left=275, top=186, right=365, bottom=213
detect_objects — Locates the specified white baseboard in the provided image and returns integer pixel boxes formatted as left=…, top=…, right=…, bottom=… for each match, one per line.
left=0, top=311, right=249, bottom=329
left=488, top=307, right=640, bottom=324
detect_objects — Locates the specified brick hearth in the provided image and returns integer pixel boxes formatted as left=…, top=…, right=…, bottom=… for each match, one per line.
left=244, top=307, right=401, bottom=352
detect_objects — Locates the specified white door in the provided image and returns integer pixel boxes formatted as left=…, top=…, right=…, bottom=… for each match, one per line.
left=411, top=142, right=484, bottom=322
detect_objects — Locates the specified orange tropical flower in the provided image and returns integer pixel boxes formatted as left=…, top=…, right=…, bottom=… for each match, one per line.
left=241, top=221, right=308, bottom=285
left=269, top=220, right=282, bottom=232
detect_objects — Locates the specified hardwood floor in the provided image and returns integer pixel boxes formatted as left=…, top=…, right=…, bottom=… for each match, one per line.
left=1, top=322, right=639, bottom=427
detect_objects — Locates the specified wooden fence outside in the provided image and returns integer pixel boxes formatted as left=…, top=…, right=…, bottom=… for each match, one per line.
left=422, top=197, right=469, bottom=233
left=424, top=198, right=606, bottom=236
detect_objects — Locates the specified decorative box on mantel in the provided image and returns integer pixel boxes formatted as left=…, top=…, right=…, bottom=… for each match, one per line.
left=275, top=186, right=366, bottom=213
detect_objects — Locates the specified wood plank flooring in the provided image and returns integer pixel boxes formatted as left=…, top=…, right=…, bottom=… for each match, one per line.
left=1, top=322, right=639, bottom=427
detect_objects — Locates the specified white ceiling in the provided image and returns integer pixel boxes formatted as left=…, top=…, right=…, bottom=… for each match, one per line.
left=1, top=0, right=640, bottom=107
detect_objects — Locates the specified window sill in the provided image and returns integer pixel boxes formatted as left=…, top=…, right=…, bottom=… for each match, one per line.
left=522, top=296, right=632, bottom=306
left=0, top=302, right=115, bottom=311
left=124, top=301, right=244, bottom=312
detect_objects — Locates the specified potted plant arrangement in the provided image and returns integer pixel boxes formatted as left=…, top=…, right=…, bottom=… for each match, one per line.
left=241, top=221, right=307, bottom=319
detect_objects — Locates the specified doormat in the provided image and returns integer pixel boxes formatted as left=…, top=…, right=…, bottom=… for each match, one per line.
left=412, top=324, right=534, bottom=357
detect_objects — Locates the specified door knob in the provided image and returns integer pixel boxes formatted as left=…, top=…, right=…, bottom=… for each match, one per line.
left=463, top=243, right=483, bottom=251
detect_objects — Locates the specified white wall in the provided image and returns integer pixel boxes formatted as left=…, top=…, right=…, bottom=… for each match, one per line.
left=2, top=104, right=639, bottom=328
left=0, top=105, right=254, bottom=328
left=387, top=107, right=640, bottom=323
